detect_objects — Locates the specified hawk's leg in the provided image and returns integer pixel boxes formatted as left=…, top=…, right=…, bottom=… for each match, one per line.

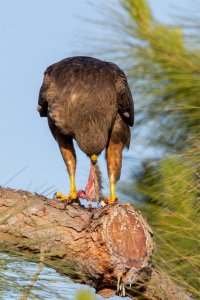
left=106, top=140, right=123, bottom=204
left=54, top=136, right=78, bottom=204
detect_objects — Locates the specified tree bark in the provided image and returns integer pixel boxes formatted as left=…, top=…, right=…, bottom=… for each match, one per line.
left=0, top=187, right=191, bottom=299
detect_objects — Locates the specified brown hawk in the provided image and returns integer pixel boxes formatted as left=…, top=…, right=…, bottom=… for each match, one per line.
left=38, top=56, right=134, bottom=205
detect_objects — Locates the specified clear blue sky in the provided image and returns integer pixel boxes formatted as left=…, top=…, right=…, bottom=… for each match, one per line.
left=0, top=1, right=190, bottom=299
left=0, top=0, right=189, bottom=198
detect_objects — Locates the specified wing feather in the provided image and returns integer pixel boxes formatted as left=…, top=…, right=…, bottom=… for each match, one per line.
left=116, top=71, right=134, bottom=127
left=37, top=73, right=51, bottom=117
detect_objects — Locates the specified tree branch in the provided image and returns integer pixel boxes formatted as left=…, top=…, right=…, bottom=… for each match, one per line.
left=0, top=187, right=191, bottom=299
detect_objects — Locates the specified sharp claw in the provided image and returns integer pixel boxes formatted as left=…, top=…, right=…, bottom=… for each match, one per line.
left=117, top=276, right=121, bottom=293
left=53, top=191, right=79, bottom=206
left=122, top=285, right=126, bottom=297
left=116, top=276, right=126, bottom=297
left=100, top=200, right=107, bottom=207
left=54, top=192, right=66, bottom=201
left=63, top=199, right=67, bottom=209
left=100, top=196, right=119, bottom=206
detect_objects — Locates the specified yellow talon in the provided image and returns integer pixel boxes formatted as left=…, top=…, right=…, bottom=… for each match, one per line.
left=101, top=195, right=118, bottom=205
left=107, top=182, right=118, bottom=204
left=54, top=175, right=78, bottom=205
left=108, top=196, right=118, bottom=204
left=100, top=179, right=118, bottom=206
left=54, top=191, right=78, bottom=203
left=54, top=192, right=67, bottom=201
left=70, top=191, right=78, bottom=200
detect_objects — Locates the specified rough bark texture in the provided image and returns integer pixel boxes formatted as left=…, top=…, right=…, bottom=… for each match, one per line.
left=0, top=187, right=192, bottom=299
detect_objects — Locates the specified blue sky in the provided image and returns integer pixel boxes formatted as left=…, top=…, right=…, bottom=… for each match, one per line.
left=0, top=0, right=189, bottom=199
left=0, top=1, right=191, bottom=298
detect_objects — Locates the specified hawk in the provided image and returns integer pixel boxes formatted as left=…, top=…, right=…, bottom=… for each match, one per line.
left=38, top=56, right=134, bottom=205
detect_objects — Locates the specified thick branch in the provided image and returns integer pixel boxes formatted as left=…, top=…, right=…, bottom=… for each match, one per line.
left=0, top=187, right=191, bottom=299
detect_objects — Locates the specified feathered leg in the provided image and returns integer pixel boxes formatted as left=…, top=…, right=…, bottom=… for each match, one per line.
left=54, top=136, right=78, bottom=204
left=106, top=140, right=123, bottom=204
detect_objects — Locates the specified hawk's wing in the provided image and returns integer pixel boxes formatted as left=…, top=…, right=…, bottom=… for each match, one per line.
left=37, top=72, right=51, bottom=117
left=116, top=70, right=134, bottom=127
left=107, top=62, right=134, bottom=127
left=38, top=59, right=134, bottom=128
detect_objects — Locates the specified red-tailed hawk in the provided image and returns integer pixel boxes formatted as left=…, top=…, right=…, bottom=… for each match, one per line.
left=38, top=56, right=134, bottom=205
